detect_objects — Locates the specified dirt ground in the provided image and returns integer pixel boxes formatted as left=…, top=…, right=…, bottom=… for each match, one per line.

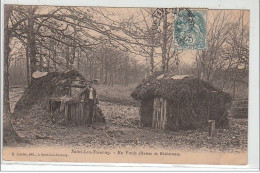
left=9, top=86, right=248, bottom=152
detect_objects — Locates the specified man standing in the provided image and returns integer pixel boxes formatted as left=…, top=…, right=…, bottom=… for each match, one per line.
left=79, top=82, right=97, bottom=125
left=87, top=82, right=97, bottom=124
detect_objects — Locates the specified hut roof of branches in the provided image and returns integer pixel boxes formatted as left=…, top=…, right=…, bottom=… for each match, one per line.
left=131, top=71, right=232, bottom=103
left=14, top=70, right=86, bottom=113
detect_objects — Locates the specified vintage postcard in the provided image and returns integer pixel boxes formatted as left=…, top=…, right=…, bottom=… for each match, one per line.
left=1, top=0, right=258, bottom=169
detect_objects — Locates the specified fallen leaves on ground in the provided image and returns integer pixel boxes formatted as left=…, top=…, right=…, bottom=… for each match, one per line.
left=10, top=86, right=247, bottom=152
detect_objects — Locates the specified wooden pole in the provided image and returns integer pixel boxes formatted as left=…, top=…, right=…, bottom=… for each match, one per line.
left=208, top=120, right=216, bottom=136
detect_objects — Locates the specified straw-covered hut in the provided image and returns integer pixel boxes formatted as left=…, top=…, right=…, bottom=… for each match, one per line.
left=131, top=72, right=232, bottom=131
left=14, top=70, right=105, bottom=125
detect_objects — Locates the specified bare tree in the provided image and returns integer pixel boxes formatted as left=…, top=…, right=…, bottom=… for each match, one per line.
left=194, top=10, right=249, bottom=98
left=223, top=11, right=249, bottom=97
left=3, top=5, right=28, bottom=145
left=195, top=11, right=233, bottom=83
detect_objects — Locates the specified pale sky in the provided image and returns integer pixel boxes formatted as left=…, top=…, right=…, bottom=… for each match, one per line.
left=129, top=9, right=250, bottom=66
left=10, top=6, right=249, bottom=68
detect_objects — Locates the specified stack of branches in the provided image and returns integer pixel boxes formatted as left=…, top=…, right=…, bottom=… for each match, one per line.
left=131, top=71, right=232, bottom=130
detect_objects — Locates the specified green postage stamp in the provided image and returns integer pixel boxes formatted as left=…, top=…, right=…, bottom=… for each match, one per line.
left=174, top=9, right=207, bottom=50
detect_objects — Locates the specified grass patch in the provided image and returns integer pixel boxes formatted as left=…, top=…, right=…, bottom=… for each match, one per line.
left=95, top=84, right=139, bottom=107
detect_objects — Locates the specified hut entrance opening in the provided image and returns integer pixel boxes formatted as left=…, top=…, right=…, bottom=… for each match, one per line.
left=152, top=98, right=167, bottom=130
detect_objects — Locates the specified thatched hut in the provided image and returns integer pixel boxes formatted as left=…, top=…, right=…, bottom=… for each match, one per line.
left=131, top=72, right=232, bottom=131
left=14, top=70, right=105, bottom=125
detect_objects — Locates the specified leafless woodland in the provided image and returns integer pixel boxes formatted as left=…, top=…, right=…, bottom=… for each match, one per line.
left=3, top=6, right=249, bottom=150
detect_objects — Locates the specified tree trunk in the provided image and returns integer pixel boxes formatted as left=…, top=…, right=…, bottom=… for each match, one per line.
left=105, top=68, right=108, bottom=85
left=150, top=48, right=154, bottom=73
left=84, top=60, right=87, bottom=78
left=26, top=46, right=31, bottom=85
left=4, top=5, right=11, bottom=115
left=104, top=55, right=108, bottom=85
left=100, top=55, right=104, bottom=82
left=47, top=50, right=51, bottom=71
left=27, top=6, right=37, bottom=82
left=232, top=79, right=236, bottom=98
left=166, top=52, right=170, bottom=72
left=89, top=59, right=93, bottom=81
left=53, top=42, right=57, bottom=71
left=161, top=9, right=168, bottom=72
left=150, top=31, right=155, bottom=73
left=77, top=48, right=80, bottom=70
left=65, top=45, right=70, bottom=70
left=3, top=5, right=28, bottom=145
